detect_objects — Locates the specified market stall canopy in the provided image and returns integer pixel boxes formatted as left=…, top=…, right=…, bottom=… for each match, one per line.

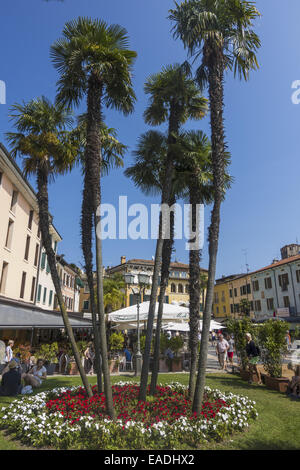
left=106, top=301, right=189, bottom=324
left=0, top=298, right=93, bottom=329
left=162, top=320, right=225, bottom=333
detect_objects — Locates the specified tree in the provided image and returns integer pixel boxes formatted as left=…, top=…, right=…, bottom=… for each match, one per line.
left=51, top=17, right=136, bottom=418
left=103, top=274, right=125, bottom=313
left=6, top=96, right=93, bottom=397
left=170, top=0, right=261, bottom=414
left=239, top=299, right=251, bottom=317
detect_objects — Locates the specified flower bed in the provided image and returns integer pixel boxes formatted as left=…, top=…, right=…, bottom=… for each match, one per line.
left=0, top=382, right=258, bottom=449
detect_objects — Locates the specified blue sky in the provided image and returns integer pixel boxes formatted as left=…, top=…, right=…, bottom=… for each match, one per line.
left=0, top=0, right=299, bottom=277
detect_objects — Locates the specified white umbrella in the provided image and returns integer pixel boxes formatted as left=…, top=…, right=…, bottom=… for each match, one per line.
left=107, top=301, right=189, bottom=324
left=162, top=322, right=190, bottom=332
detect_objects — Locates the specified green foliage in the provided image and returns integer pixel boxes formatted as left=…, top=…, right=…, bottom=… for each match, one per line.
left=36, top=343, right=59, bottom=364
left=140, top=334, right=154, bottom=354
left=109, top=332, right=124, bottom=352
left=76, top=341, right=88, bottom=357
left=239, top=299, right=251, bottom=316
left=169, top=336, right=184, bottom=357
left=160, top=333, right=170, bottom=354
left=226, top=318, right=257, bottom=370
left=258, top=320, right=288, bottom=378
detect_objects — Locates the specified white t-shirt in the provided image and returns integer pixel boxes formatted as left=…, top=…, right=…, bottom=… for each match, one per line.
left=5, top=346, right=13, bottom=363
left=32, top=365, right=47, bottom=384
left=217, top=339, right=229, bottom=353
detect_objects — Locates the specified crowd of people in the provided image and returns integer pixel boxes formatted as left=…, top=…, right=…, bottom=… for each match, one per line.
left=0, top=339, right=47, bottom=396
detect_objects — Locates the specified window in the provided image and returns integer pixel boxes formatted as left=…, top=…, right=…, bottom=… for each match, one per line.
left=49, top=290, right=53, bottom=307
left=266, top=298, right=274, bottom=310
left=28, top=210, right=34, bottom=230
left=230, top=304, right=234, bottom=314
left=264, top=277, right=272, bottom=289
left=283, top=296, right=290, bottom=308
left=178, top=284, right=183, bottom=293
left=234, top=288, right=237, bottom=297
left=221, top=291, right=225, bottom=301
left=185, top=284, right=189, bottom=293
left=20, top=272, right=27, bottom=299
left=278, top=273, right=289, bottom=290
left=171, top=283, right=176, bottom=293
left=30, top=277, right=36, bottom=302
left=41, top=252, right=46, bottom=270
left=43, top=287, right=47, bottom=304
left=37, top=225, right=41, bottom=239
left=247, top=283, right=251, bottom=294
left=5, top=219, right=14, bottom=250
left=24, top=235, right=30, bottom=261
left=214, top=292, right=219, bottom=303
left=252, top=280, right=259, bottom=292
left=0, top=262, right=9, bottom=294
left=83, top=300, right=89, bottom=310
left=0, top=172, right=2, bottom=185
left=10, top=190, right=18, bottom=213
left=229, top=289, right=233, bottom=298
left=216, top=306, right=219, bottom=314
left=34, top=244, right=39, bottom=267
left=254, top=300, right=261, bottom=311
left=37, top=284, right=42, bottom=302
left=223, top=306, right=226, bottom=313
left=296, top=270, right=300, bottom=283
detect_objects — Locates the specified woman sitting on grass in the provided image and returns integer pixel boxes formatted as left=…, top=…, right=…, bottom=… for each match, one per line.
left=22, top=359, right=47, bottom=388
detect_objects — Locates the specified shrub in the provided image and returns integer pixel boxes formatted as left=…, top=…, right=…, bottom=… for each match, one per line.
left=109, top=332, right=124, bottom=352
left=258, top=320, right=288, bottom=378
left=169, top=336, right=184, bottom=357
left=36, top=343, right=59, bottom=364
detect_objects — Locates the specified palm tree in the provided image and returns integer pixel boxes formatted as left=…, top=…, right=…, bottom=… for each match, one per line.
left=6, top=97, right=93, bottom=397
left=103, top=274, right=126, bottom=313
left=125, top=130, right=180, bottom=395
left=51, top=17, right=136, bottom=418
left=137, top=65, right=208, bottom=401
left=169, top=0, right=261, bottom=413
left=75, top=117, right=126, bottom=393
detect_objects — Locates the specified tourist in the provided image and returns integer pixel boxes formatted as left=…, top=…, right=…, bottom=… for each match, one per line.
left=22, top=359, right=47, bottom=388
left=84, top=342, right=94, bottom=375
left=287, top=365, right=300, bottom=398
left=216, top=334, right=229, bottom=371
left=5, top=340, right=14, bottom=364
left=124, top=347, right=132, bottom=370
left=245, top=333, right=262, bottom=384
left=0, top=360, right=22, bottom=396
left=227, top=334, right=235, bottom=371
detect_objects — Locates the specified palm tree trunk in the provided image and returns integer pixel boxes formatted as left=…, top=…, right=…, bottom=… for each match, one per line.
left=150, top=198, right=175, bottom=395
left=138, top=105, right=179, bottom=402
left=188, top=183, right=201, bottom=400
left=192, top=49, right=225, bottom=414
left=37, top=165, right=93, bottom=397
left=86, top=72, right=115, bottom=418
left=81, top=168, right=103, bottom=393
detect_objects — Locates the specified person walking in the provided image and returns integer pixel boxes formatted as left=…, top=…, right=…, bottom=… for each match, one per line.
left=216, top=334, right=229, bottom=371
left=245, top=333, right=262, bottom=384
left=5, top=340, right=14, bottom=364
left=227, top=334, right=235, bottom=372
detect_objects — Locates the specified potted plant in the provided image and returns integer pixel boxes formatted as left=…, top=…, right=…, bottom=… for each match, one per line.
left=169, top=336, right=184, bottom=372
left=258, top=320, right=289, bottom=392
left=108, top=332, right=124, bottom=374
left=227, top=318, right=258, bottom=382
left=36, top=342, right=59, bottom=375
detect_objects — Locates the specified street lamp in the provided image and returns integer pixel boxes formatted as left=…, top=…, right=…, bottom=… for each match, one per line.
left=124, top=272, right=150, bottom=375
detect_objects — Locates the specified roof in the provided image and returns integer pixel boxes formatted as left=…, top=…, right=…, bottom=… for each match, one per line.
left=0, top=297, right=93, bottom=329
left=107, top=258, right=208, bottom=273
left=251, top=254, right=300, bottom=276
left=215, top=273, right=248, bottom=285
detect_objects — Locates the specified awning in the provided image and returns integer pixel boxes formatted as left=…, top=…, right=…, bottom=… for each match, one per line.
left=0, top=298, right=93, bottom=329
left=105, top=301, right=189, bottom=324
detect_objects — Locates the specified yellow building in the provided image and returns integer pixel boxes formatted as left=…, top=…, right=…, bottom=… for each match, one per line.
left=212, top=273, right=254, bottom=320
left=79, top=257, right=208, bottom=313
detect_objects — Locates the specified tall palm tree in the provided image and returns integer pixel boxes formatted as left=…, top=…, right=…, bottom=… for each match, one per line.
left=51, top=17, right=136, bottom=418
left=125, top=130, right=180, bottom=396
left=6, top=97, right=93, bottom=397
left=103, top=274, right=126, bottom=313
left=74, top=117, right=126, bottom=392
left=169, top=0, right=260, bottom=413
left=138, top=65, right=208, bottom=401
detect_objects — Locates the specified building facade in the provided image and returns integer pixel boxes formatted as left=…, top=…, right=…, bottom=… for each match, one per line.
left=251, top=253, right=300, bottom=322
left=213, top=273, right=254, bottom=320
left=0, top=144, right=41, bottom=304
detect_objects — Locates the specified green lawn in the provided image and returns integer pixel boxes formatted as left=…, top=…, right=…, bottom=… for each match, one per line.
left=0, top=373, right=299, bottom=450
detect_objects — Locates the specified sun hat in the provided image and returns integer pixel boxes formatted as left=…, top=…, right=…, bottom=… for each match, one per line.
left=8, top=360, right=17, bottom=369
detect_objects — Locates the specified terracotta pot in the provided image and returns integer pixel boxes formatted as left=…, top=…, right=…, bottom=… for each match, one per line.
left=159, top=359, right=169, bottom=372
left=240, top=369, right=250, bottom=381
left=69, top=361, right=79, bottom=376
left=171, top=358, right=182, bottom=372
left=265, top=375, right=289, bottom=393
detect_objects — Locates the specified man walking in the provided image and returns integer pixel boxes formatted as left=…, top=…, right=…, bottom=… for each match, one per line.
left=216, top=334, right=229, bottom=371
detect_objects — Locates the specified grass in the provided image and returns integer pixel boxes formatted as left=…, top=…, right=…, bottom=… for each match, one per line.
left=0, top=372, right=299, bottom=450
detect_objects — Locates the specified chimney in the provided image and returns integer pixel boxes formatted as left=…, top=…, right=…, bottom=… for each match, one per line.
left=121, top=256, right=126, bottom=265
